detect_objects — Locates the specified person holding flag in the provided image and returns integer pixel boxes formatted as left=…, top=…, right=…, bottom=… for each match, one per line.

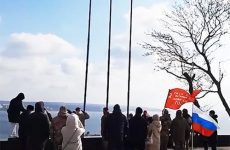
left=206, top=110, right=218, bottom=150
left=163, top=87, right=201, bottom=150
left=192, top=106, right=219, bottom=150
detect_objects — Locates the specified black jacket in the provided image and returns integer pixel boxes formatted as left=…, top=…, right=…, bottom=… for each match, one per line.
left=26, top=102, right=50, bottom=150
left=108, top=111, right=128, bottom=142
left=18, top=111, right=31, bottom=138
left=128, top=115, right=147, bottom=146
left=7, top=95, right=25, bottom=123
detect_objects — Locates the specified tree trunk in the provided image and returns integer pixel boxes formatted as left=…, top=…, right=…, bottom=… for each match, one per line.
left=183, top=73, right=200, bottom=108
left=216, top=85, right=230, bottom=117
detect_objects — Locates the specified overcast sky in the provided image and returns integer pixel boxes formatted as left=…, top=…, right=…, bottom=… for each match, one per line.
left=0, top=0, right=230, bottom=118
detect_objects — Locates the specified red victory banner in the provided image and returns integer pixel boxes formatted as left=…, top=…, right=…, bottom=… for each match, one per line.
left=164, top=88, right=201, bottom=110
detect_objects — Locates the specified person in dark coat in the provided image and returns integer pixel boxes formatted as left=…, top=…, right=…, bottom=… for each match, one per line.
left=128, top=107, right=147, bottom=150
left=203, top=110, right=218, bottom=150
left=182, top=109, right=192, bottom=150
left=26, top=101, right=50, bottom=150
left=101, top=107, right=110, bottom=150
left=160, top=109, right=171, bottom=150
left=18, top=105, right=34, bottom=150
left=108, top=104, right=128, bottom=150
left=170, top=110, right=190, bottom=150
left=142, top=110, right=150, bottom=123
left=7, top=93, right=26, bottom=138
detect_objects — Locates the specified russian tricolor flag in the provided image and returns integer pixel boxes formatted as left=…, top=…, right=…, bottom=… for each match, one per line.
left=192, top=105, right=219, bottom=137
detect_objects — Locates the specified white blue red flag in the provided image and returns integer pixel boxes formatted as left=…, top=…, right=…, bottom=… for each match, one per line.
left=192, top=105, right=219, bottom=137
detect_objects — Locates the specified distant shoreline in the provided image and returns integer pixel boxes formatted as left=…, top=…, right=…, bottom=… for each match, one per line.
left=0, top=100, right=161, bottom=112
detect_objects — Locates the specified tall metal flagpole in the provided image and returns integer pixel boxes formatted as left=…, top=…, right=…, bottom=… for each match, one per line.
left=127, top=0, right=133, bottom=117
left=106, top=0, right=112, bottom=108
left=83, top=0, right=92, bottom=111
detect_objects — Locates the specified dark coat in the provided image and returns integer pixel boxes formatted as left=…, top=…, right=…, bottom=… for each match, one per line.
left=108, top=110, right=128, bottom=149
left=170, top=116, right=190, bottom=143
left=7, top=94, right=25, bottom=123
left=160, top=114, right=171, bottom=136
left=183, top=114, right=192, bottom=140
left=19, top=110, right=31, bottom=150
left=128, top=115, right=147, bottom=148
left=18, top=111, right=30, bottom=138
left=101, top=113, right=109, bottom=140
left=26, top=102, right=50, bottom=150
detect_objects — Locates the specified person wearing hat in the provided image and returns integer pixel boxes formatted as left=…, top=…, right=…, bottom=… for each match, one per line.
left=51, top=106, right=69, bottom=150
left=7, top=92, right=26, bottom=138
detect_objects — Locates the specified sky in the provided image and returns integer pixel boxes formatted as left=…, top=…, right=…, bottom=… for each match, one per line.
left=0, top=0, right=230, bottom=119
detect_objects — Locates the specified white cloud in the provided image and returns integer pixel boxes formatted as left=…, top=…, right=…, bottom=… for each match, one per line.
left=113, top=2, right=170, bottom=51
left=2, top=33, right=78, bottom=58
left=0, top=33, right=86, bottom=101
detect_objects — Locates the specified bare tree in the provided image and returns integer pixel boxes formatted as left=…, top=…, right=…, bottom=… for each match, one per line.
left=142, top=0, right=230, bottom=116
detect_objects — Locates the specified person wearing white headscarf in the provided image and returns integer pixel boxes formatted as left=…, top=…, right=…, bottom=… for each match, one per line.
left=61, top=114, right=85, bottom=150
left=146, top=114, right=162, bottom=150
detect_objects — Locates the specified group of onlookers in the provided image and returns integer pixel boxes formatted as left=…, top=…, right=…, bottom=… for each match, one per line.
left=101, top=105, right=218, bottom=150
left=7, top=93, right=218, bottom=150
left=50, top=106, right=89, bottom=150
left=7, top=93, right=89, bottom=150
left=101, top=104, right=163, bottom=150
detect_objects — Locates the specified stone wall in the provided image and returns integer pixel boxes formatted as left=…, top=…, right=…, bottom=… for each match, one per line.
left=0, top=135, right=229, bottom=150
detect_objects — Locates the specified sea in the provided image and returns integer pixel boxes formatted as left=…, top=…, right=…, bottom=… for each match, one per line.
left=0, top=101, right=105, bottom=140
left=0, top=101, right=229, bottom=140
left=0, top=110, right=102, bottom=139
left=0, top=101, right=161, bottom=140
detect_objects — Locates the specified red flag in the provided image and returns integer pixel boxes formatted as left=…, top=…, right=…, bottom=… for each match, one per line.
left=164, top=88, right=201, bottom=110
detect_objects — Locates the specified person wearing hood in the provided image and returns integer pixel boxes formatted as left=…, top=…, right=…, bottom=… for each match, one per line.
left=7, top=93, right=26, bottom=138
left=108, top=104, right=128, bottom=150
left=51, top=106, right=69, bottom=150
left=26, top=101, right=50, bottom=150
left=61, top=113, right=85, bottom=150
left=146, top=114, right=162, bottom=150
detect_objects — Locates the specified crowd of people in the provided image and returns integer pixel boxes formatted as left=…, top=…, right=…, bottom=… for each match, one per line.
left=101, top=105, right=218, bottom=150
left=7, top=93, right=89, bottom=150
left=7, top=93, right=218, bottom=150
